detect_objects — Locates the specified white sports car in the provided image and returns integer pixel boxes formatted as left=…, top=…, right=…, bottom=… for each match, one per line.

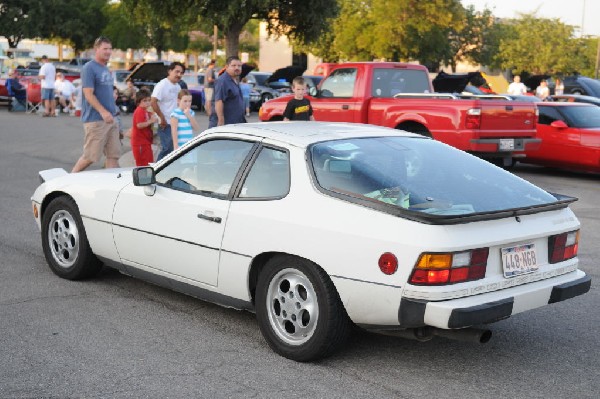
left=31, top=122, right=591, bottom=361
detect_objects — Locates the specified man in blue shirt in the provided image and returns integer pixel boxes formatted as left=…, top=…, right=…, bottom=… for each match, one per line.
left=6, top=69, right=27, bottom=112
left=208, top=56, right=246, bottom=128
left=72, top=36, right=121, bottom=172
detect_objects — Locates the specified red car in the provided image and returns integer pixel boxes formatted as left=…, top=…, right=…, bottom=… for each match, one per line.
left=521, top=102, right=600, bottom=173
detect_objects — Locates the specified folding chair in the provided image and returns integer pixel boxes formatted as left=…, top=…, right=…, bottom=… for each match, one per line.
left=26, top=81, right=42, bottom=114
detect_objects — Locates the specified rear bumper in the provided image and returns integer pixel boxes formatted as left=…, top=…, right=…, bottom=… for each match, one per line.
left=470, top=137, right=541, bottom=153
left=399, top=271, right=591, bottom=329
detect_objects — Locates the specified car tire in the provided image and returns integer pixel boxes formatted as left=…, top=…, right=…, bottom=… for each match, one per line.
left=572, top=90, right=583, bottom=95
left=41, top=196, right=102, bottom=280
left=255, top=255, right=351, bottom=361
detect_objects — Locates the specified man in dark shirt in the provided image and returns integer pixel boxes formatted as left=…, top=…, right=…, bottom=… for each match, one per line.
left=283, top=76, right=315, bottom=121
left=208, top=56, right=246, bottom=128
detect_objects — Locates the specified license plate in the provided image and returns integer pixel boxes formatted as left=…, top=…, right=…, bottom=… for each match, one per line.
left=501, top=243, right=538, bottom=278
left=499, top=139, right=515, bottom=151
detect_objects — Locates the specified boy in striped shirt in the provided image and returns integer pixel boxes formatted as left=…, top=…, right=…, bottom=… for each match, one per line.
left=170, top=89, right=200, bottom=150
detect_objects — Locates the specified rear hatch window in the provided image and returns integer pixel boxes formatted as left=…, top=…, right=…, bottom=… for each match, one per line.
left=309, top=136, right=569, bottom=224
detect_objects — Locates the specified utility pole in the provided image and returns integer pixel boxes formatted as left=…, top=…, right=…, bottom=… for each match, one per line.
left=212, top=25, right=218, bottom=60
left=594, top=36, right=600, bottom=79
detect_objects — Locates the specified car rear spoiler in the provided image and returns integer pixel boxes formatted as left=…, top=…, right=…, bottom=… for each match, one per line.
left=39, top=168, right=68, bottom=183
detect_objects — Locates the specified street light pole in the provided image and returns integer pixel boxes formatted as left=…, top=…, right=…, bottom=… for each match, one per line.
left=594, top=36, right=600, bottom=79
left=212, top=25, right=218, bottom=60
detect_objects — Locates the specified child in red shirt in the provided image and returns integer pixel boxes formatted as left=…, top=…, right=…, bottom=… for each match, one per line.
left=131, top=88, right=158, bottom=166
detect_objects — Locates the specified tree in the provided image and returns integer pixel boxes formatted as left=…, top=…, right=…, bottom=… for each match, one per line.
left=321, top=0, right=464, bottom=68
left=103, top=1, right=146, bottom=51
left=49, top=0, right=108, bottom=54
left=447, top=5, right=500, bottom=72
left=496, top=13, right=581, bottom=75
left=125, top=0, right=338, bottom=58
left=117, top=0, right=191, bottom=59
left=0, top=0, right=45, bottom=48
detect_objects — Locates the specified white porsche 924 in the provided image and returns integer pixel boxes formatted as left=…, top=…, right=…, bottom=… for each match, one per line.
left=32, top=122, right=591, bottom=361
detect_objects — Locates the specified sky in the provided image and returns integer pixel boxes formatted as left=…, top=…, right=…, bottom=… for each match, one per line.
left=460, top=0, right=600, bottom=36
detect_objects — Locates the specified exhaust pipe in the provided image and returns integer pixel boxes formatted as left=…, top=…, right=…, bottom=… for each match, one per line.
left=432, top=327, right=492, bottom=344
left=379, top=326, right=492, bottom=344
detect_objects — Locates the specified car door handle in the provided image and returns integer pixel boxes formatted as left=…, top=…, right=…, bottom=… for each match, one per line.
left=197, top=213, right=222, bottom=223
left=342, top=105, right=349, bottom=110
left=505, top=105, right=513, bottom=111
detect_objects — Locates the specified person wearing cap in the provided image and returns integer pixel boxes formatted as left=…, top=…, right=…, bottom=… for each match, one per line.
left=39, top=55, right=56, bottom=116
left=6, top=69, right=27, bottom=112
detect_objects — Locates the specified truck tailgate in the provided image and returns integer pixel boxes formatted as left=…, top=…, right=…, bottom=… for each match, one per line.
left=478, top=101, right=536, bottom=137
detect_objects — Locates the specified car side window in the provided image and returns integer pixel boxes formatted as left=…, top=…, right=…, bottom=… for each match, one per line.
left=156, top=139, right=255, bottom=197
left=538, top=107, right=564, bottom=125
left=372, top=69, right=431, bottom=97
left=239, top=147, right=290, bottom=199
left=319, top=68, right=357, bottom=98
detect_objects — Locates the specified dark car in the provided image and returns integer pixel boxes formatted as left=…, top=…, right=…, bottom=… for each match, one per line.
left=432, top=71, right=494, bottom=94
left=549, top=94, right=600, bottom=106
left=505, top=95, right=543, bottom=103
left=246, top=71, right=280, bottom=110
left=561, top=76, right=600, bottom=97
left=127, top=61, right=170, bottom=89
left=523, top=75, right=555, bottom=95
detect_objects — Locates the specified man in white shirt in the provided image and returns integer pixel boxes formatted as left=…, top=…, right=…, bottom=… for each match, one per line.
left=39, top=55, right=56, bottom=116
left=151, top=62, right=184, bottom=160
left=54, top=72, right=76, bottom=112
left=507, top=75, right=527, bottom=96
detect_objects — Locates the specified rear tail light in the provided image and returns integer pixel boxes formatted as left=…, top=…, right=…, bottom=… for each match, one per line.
left=465, top=108, right=481, bottom=129
left=409, top=248, right=489, bottom=285
left=548, top=230, right=579, bottom=263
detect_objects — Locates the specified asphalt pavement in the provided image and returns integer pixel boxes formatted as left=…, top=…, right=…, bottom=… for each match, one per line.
left=0, top=108, right=598, bottom=398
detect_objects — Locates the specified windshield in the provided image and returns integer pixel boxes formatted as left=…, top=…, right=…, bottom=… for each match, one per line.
left=560, top=105, right=600, bottom=128
left=310, top=137, right=559, bottom=218
left=580, top=78, right=600, bottom=97
left=251, top=73, right=270, bottom=86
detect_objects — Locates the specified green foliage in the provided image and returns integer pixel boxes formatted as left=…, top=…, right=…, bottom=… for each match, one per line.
left=50, top=0, right=108, bottom=53
left=496, top=13, right=582, bottom=75
left=120, top=0, right=191, bottom=58
left=447, top=5, right=499, bottom=71
left=323, top=0, right=465, bottom=69
left=0, top=0, right=107, bottom=52
left=0, top=0, right=46, bottom=48
left=130, top=0, right=338, bottom=58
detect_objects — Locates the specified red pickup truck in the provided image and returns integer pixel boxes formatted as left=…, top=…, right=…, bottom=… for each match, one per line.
left=259, top=62, right=540, bottom=165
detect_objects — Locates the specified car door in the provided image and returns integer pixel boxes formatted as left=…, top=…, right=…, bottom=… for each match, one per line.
left=535, top=106, right=581, bottom=164
left=112, top=138, right=257, bottom=286
left=310, top=67, right=361, bottom=122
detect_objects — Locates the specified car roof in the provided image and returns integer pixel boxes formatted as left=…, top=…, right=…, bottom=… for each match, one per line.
left=204, top=122, right=419, bottom=148
left=537, top=102, right=594, bottom=108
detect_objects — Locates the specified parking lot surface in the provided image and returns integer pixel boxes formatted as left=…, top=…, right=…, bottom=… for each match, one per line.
left=0, top=110, right=598, bottom=398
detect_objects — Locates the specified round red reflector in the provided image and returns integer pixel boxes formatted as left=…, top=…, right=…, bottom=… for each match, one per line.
left=378, top=253, right=398, bottom=275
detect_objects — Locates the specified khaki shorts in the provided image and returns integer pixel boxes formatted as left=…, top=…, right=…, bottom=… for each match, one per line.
left=82, top=121, right=121, bottom=163
left=204, top=88, right=214, bottom=102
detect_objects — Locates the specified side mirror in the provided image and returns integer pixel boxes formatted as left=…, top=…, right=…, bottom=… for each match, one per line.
left=308, top=86, right=318, bottom=97
left=550, top=120, right=568, bottom=129
left=133, top=166, right=156, bottom=186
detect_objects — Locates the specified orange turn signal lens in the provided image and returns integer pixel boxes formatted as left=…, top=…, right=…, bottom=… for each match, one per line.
left=416, top=253, right=452, bottom=269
